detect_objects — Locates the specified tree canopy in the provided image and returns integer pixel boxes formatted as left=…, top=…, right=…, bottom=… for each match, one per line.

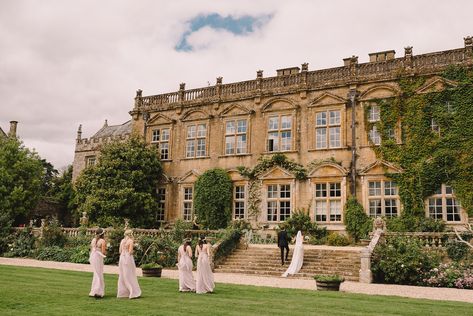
left=75, top=137, right=162, bottom=228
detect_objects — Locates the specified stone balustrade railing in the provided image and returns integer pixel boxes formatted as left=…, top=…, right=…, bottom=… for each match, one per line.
left=135, top=43, right=472, bottom=111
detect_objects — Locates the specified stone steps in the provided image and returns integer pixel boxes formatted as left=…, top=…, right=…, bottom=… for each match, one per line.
left=215, top=245, right=362, bottom=281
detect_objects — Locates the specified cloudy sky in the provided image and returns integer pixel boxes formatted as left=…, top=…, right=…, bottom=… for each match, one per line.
left=1, top=0, right=472, bottom=170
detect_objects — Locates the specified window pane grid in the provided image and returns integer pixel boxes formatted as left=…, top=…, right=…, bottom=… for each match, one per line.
left=428, top=184, right=461, bottom=222
left=315, top=110, right=341, bottom=149
left=152, top=128, right=170, bottom=160
left=234, top=185, right=246, bottom=219
left=186, top=124, right=206, bottom=158
left=266, top=184, right=291, bottom=222
left=368, top=181, right=399, bottom=218
left=268, top=115, right=292, bottom=152
left=157, top=188, right=166, bottom=221
left=183, top=187, right=193, bottom=221
left=225, top=120, right=247, bottom=155
left=314, top=182, right=342, bottom=223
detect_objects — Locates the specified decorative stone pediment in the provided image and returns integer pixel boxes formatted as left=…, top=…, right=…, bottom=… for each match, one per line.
left=309, top=162, right=348, bottom=178
left=359, top=160, right=403, bottom=176
left=227, top=168, right=246, bottom=181
left=147, top=113, right=174, bottom=126
left=178, top=169, right=200, bottom=183
left=180, top=110, right=211, bottom=122
left=160, top=173, right=172, bottom=184
left=219, top=104, right=252, bottom=118
left=309, top=92, right=346, bottom=107
left=261, top=98, right=297, bottom=113
left=259, top=166, right=295, bottom=180
left=415, top=76, right=458, bottom=94
left=359, top=85, right=399, bottom=101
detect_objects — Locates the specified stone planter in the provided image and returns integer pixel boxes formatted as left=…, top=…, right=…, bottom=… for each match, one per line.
left=315, top=280, right=342, bottom=291
left=142, top=267, right=162, bottom=277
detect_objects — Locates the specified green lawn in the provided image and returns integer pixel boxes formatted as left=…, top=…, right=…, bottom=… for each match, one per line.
left=0, top=265, right=470, bottom=316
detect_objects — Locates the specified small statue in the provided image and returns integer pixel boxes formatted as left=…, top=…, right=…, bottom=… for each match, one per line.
left=373, top=217, right=386, bottom=233
left=80, top=212, right=88, bottom=226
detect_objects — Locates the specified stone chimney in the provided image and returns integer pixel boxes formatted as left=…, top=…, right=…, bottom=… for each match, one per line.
left=76, top=124, right=82, bottom=141
left=368, top=50, right=396, bottom=62
left=8, top=121, right=17, bottom=137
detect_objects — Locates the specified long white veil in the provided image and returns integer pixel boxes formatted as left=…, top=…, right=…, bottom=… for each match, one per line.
left=282, top=230, right=304, bottom=277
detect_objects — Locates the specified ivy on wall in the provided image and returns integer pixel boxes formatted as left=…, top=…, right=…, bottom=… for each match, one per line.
left=365, top=66, right=473, bottom=216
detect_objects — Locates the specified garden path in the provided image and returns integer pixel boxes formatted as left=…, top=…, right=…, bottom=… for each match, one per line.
left=1, top=257, right=472, bottom=303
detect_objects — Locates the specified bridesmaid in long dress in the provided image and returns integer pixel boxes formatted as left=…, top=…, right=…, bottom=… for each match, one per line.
left=117, top=229, right=141, bottom=299
left=89, top=228, right=106, bottom=298
left=177, top=238, right=196, bottom=292
left=195, top=238, right=214, bottom=294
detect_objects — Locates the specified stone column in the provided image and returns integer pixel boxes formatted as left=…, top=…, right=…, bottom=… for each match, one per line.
left=465, top=36, right=473, bottom=60
left=359, top=247, right=372, bottom=283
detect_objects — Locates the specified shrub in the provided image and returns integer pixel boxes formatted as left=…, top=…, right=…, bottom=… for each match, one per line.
left=446, top=240, right=470, bottom=262
left=344, top=197, right=372, bottom=242
left=104, top=227, right=124, bottom=265
left=3, top=228, right=37, bottom=258
left=36, top=246, right=71, bottom=262
left=213, top=228, right=242, bottom=265
left=326, top=232, right=350, bottom=246
left=282, top=209, right=327, bottom=241
left=40, top=218, right=67, bottom=248
left=422, top=262, right=473, bottom=289
left=194, top=168, right=233, bottom=229
left=386, top=215, right=446, bottom=232
left=68, top=244, right=90, bottom=264
left=372, top=236, right=441, bottom=285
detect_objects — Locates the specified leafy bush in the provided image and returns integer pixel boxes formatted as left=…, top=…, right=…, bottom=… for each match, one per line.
left=194, top=168, right=233, bottom=229
left=446, top=240, right=470, bottom=261
left=313, top=274, right=345, bottom=282
left=3, top=228, right=37, bottom=258
left=40, top=218, right=67, bottom=248
left=326, top=232, right=350, bottom=246
left=372, top=236, right=441, bottom=285
left=230, top=219, right=252, bottom=231
left=104, top=227, right=124, bottom=265
left=68, top=244, right=90, bottom=264
left=386, top=215, right=445, bottom=232
left=344, top=197, right=372, bottom=242
left=36, top=246, right=71, bottom=262
left=212, top=228, right=242, bottom=265
left=423, top=262, right=473, bottom=289
left=282, top=209, right=327, bottom=241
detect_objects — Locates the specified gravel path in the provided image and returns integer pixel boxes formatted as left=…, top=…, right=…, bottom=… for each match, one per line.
left=1, top=257, right=472, bottom=303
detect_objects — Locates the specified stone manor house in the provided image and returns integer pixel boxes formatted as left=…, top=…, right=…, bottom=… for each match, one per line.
left=73, top=36, right=473, bottom=230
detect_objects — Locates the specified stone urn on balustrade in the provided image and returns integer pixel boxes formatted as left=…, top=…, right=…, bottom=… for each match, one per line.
left=313, top=275, right=345, bottom=291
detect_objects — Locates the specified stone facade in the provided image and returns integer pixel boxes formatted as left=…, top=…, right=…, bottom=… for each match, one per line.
left=74, top=37, right=473, bottom=229
left=0, top=121, right=18, bottom=138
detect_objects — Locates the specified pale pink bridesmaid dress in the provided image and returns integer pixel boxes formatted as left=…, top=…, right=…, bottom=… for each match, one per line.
left=89, top=238, right=106, bottom=297
left=117, top=237, right=141, bottom=299
left=177, top=244, right=196, bottom=292
left=195, top=243, right=214, bottom=294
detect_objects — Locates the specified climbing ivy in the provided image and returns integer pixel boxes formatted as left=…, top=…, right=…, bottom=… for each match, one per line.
left=365, top=66, right=473, bottom=216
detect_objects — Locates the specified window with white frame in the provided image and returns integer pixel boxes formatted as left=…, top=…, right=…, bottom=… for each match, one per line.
left=151, top=128, right=171, bottom=160
left=431, top=119, right=440, bottom=134
left=86, top=156, right=96, bottom=167
left=267, top=115, right=292, bottom=152
left=182, top=187, right=193, bottom=221
left=156, top=187, right=166, bottom=221
left=186, top=124, right=207, bottom=158
left=427, top=184, right=461, bottom=222
left=314, top=182, right=342, bottom=222
left=368, top=105, right=380, bottom=122
left=225, top=119, right=247, bottom=155
left=368, top=180, right=399, bottom=217
left=369, top=125, right=381, bottom=145
left=266, top=184, right=291, bottom=221
left=234, top=185, right=246, bottom=219
left=315, top=110, right=341, bottom=149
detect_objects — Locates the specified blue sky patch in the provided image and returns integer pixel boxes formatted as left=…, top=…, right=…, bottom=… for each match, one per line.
left=176, top=13, right=272, bottom=51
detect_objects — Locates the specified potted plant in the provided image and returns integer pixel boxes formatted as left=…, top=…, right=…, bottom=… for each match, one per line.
left=141, top=263, right=163, bottom=277
left=313, top=274, right=345, bottom=291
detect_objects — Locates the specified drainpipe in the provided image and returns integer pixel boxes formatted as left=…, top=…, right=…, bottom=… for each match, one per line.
left=348, top=89, right=358, bottom=196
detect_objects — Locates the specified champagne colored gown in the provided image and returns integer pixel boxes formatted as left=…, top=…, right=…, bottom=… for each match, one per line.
left=89, top=238, right=106, bottom=297
left=117, top=238, right=142, bottom=299
left=177, top=245, right=196, bottom=292
left=195, top=244, right=214, bottom=294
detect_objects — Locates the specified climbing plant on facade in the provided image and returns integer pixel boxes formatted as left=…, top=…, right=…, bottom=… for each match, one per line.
left=365, top=65, right=473, bottom=216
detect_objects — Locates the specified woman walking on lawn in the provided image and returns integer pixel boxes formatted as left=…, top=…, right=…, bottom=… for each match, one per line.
left=117, top=229, right=141, bottom=299
left=195, top=237, right=214, bottom=294
left=89, top=228, right=106, bottom=298
left=177, top=238, right=196, bottom=292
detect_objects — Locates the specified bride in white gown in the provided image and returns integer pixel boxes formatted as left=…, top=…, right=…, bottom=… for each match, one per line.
left=282, top=230, right=304, bottom=277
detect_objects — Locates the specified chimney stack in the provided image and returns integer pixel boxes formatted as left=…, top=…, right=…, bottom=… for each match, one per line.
left=9, top=121, right=17, bottom=137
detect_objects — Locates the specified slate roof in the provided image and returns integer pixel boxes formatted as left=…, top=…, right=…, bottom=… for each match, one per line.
left=91, top=120, right=132, bottom=139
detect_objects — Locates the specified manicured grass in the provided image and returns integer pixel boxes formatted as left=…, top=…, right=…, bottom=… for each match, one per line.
left=0, top=265, right=470, bottom=316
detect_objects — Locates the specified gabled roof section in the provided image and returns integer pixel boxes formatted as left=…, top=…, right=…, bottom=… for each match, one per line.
left=180, top=109, right=211, bottom=122
left=359, top=84, right=399, bottom=101
left=219, top=103, right=252, bottom=117
left=308, top=162, right=348, bottom=177
left=91, top=121, right=131, bottom=138
left=415, top=76, right=458, bottom=94
left=309, top=92, right=346, bottom=107
left=178, top=169, right=201, bottom=183
left=259, top=165, right=295, bottom=180
left=147, top=113, right=174, bottom=125
left=261, top=98, right=298, bottom=113
left=359, top=160, right=403, bottom=176
left=0, top=126, right=6, bottom=138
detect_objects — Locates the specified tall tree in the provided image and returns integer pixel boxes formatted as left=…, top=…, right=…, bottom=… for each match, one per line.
left=75, top=137, right=162, bottom=228
left=0, top=137, right=44, bottom=251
